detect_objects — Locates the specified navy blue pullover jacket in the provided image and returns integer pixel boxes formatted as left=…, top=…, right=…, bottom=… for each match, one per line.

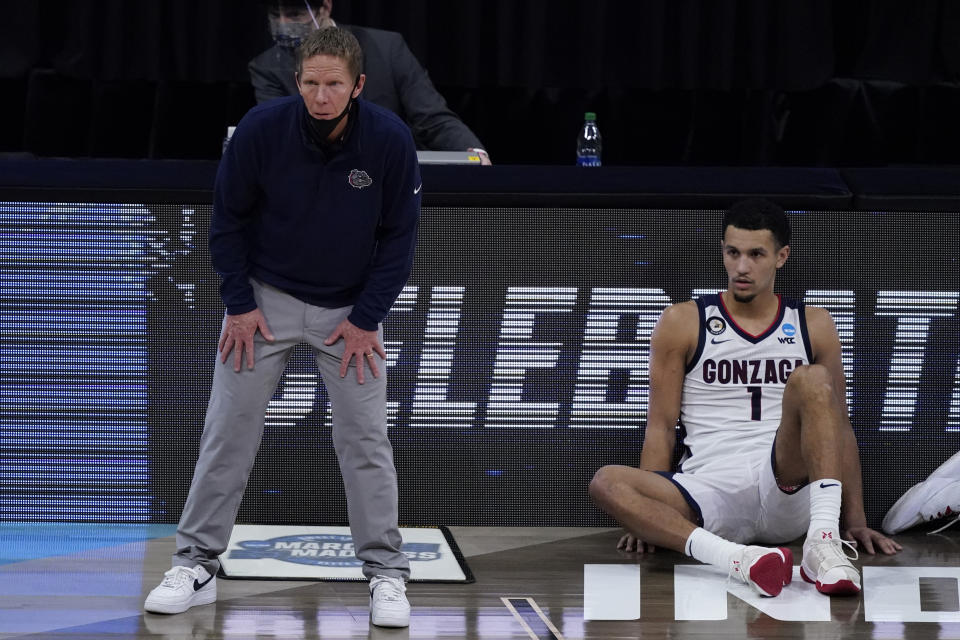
left=211, top=96, right=421, bottom=330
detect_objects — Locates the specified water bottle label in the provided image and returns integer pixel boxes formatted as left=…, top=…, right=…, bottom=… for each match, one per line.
left=577, top=155, right=601, bottom=167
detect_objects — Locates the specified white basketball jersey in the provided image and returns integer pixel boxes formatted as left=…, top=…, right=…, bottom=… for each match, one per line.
left=678, top=294, right=811, bottom=475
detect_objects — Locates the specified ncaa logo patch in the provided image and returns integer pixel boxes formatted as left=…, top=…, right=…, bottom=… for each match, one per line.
left=707, top=316, right=726, bottom=335
left=228, top=534, right=440, bottom=568
left=348, top=169, right=373, bottom=189
left=782, top=323, right=797, bottom=337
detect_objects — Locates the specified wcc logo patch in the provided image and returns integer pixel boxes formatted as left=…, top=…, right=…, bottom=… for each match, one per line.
left=228, top=534, right=440, bottom=567
left=348, top=169, right=373, bottom=189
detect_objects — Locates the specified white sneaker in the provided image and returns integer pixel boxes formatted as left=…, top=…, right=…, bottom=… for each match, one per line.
left=883, top=451, right=960, bottom=535
left=369, top=575, right=410, bottom=627
left=800, top=529, right=860, bottom=595
left=144, top=565, right=217, bottom=614
left=730, top=546, right=793, bottom=597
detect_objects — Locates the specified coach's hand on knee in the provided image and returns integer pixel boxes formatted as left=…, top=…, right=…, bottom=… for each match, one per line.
left=219, top=308, right=274, bottom=372
left=325, top=318, right=387, bottom=384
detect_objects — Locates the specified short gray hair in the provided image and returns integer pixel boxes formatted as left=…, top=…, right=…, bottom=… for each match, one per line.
left=297, top=27, right=363, bottom=80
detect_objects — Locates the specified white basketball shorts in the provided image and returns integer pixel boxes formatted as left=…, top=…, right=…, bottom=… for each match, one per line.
left=661, top=444, right=811, bottom=544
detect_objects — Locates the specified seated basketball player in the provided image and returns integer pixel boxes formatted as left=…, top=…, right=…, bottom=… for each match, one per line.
left=590, top=199, right=901, bottom=598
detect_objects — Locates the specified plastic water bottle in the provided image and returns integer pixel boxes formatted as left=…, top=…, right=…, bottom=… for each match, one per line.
left=576, top=112, right=602, bottom=167
left=222, top=126, right=236, bottom=156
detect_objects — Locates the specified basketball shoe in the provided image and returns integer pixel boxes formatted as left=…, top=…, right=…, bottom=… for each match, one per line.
left=882, top=451, right=960, bottom=535
left=800, top=529, right=860, bottom=595
left=730, top=546, right=794, bottom=597
left=370, top=575, right=410, bottom=627
left=144, top=565, right=217, bottom=614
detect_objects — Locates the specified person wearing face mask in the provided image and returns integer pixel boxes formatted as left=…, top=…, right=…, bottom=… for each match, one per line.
left=144, top=27, right=419, bottom=628
left=249, top=0, right=491, bottom=164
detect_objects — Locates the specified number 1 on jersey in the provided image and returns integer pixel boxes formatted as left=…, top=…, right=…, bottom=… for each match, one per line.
left=746, top=386, right=762, bottom=421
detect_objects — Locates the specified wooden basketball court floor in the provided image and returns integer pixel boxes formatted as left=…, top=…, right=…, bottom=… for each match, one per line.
left=2, top=523, right=959, bottom=639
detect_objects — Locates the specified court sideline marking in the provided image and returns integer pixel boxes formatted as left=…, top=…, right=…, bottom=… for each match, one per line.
left=501, top=597, right=565, bottom=639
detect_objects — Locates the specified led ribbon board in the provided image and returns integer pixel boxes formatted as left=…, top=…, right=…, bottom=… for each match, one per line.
left=1, top=203, right=957, bottom=525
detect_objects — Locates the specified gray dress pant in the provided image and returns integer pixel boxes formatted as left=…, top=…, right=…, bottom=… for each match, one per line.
left=174, top=279, right=409, bottom=580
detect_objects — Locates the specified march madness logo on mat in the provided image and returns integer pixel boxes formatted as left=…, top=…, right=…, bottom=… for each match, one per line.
left=228, top=534, right=441, bottom=567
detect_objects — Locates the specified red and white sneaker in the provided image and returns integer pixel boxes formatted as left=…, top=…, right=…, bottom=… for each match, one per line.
left=882, top=451, right=960, bottom=535
left=800, top=529, right=860, bottom=595
left=730, top=546, right=794, bottom=597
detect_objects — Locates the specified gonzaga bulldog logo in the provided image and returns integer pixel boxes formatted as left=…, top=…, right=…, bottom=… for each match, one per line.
left=228, top=534, right=440, bottom=567
left=348, top=169, right=373, bottom=189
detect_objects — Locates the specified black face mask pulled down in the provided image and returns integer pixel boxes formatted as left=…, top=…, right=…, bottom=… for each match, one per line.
left=302, top=80, right=359, bottom=146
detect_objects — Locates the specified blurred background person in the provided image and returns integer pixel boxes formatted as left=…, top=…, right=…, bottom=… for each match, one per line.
left=249, top=0, right=491, bottom=163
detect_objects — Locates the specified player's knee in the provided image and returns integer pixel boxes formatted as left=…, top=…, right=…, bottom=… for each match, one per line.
left=787, top=364, right=836, bottom=403
left=589, top=465, right=625, bottom=505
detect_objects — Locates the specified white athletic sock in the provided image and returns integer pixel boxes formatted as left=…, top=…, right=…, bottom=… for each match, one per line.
left=685, top=527, right=745, bottom=569
left=808, top=478, right=842, bottom=539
